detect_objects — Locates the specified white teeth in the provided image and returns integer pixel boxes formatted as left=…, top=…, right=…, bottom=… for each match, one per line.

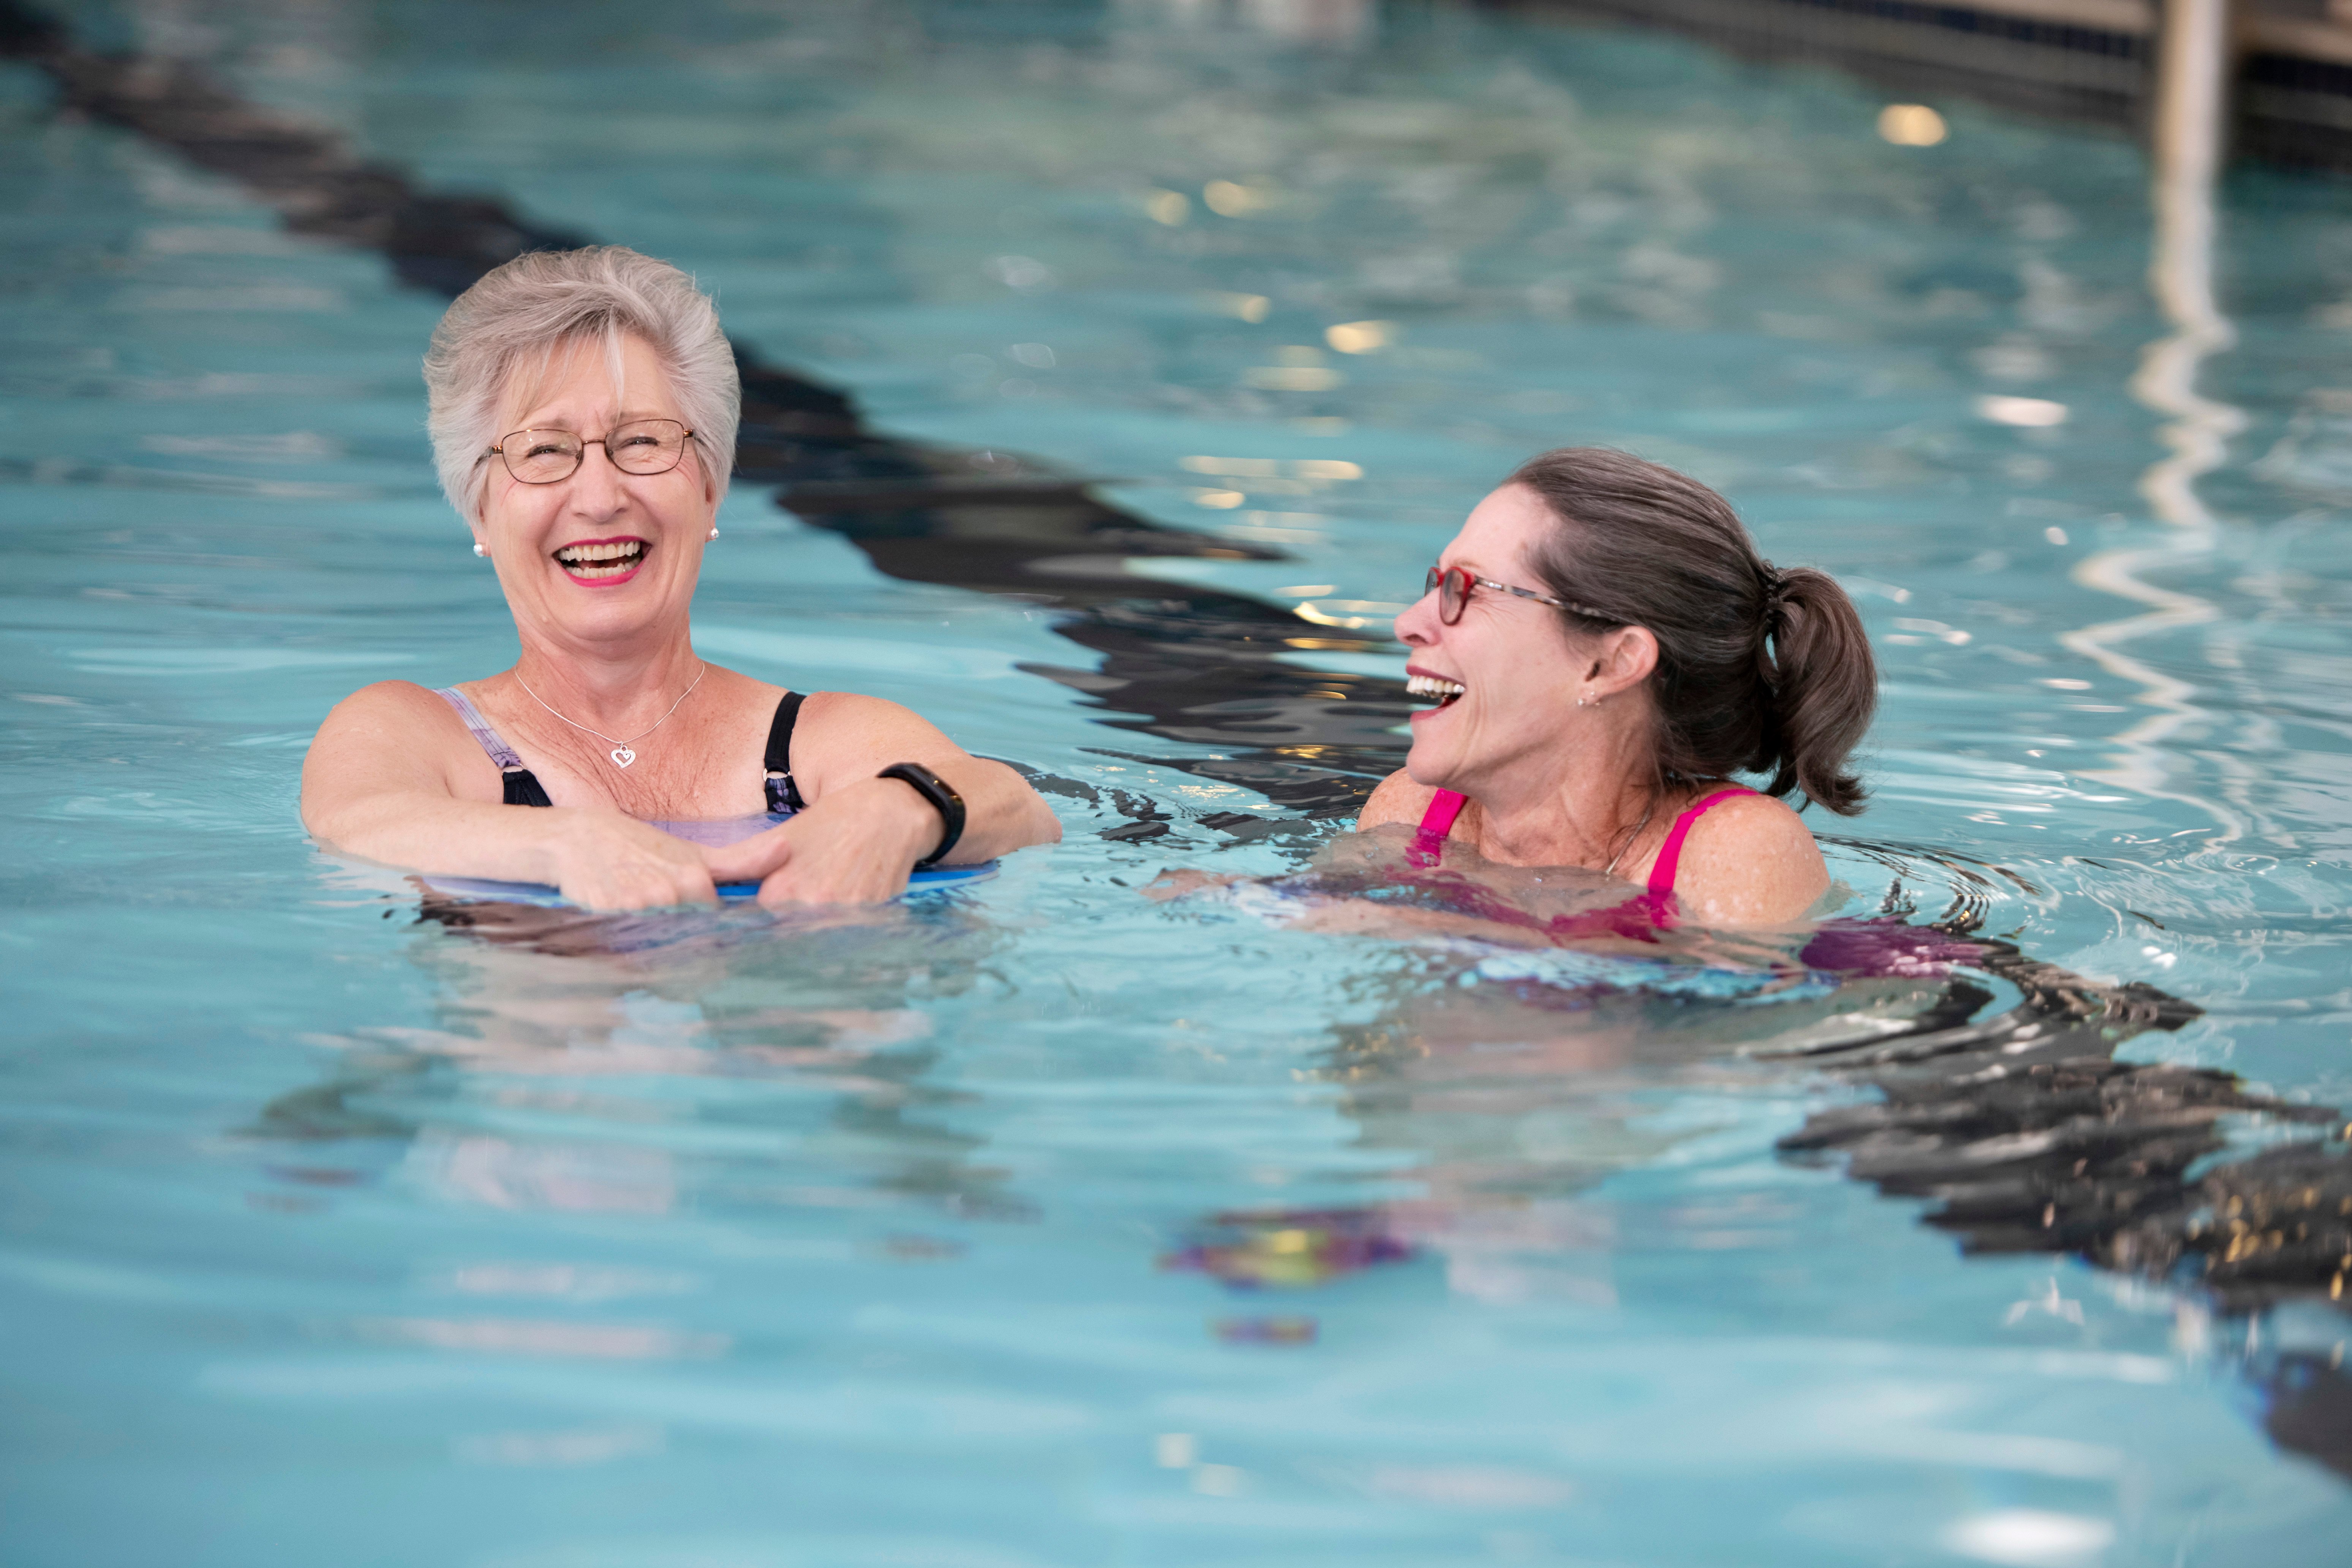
left=555, top=540, right=645, bottom=574
left=1407, top=674, right=1465, bottom=701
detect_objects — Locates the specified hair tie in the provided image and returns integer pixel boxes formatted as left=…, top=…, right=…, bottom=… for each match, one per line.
left=1759, top=564, right=1789, bottom=626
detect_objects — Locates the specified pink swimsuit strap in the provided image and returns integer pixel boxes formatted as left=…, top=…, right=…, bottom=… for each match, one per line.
left=1645, top=787, right=1758, bottom=899
left=1406, top=788, right=1470, bottom=868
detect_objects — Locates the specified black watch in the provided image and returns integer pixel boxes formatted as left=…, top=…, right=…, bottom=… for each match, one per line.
left=877, top=762, right=966, bottom=868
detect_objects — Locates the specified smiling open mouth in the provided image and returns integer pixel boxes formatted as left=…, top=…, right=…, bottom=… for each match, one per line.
left=1406, top=674, right=1464, bottom=707
left=554, top=540, right=646, bottom=579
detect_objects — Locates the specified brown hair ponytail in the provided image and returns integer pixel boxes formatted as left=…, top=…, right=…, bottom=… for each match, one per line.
left=1510, top=448, right=1877, bottom=815
left=1755, top=564, right=1874, bottom=813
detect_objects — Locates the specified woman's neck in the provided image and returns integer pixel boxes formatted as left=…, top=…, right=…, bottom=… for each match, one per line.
left=508, top=628, right=702, bottom=729
left=1457, top=723, right=1658, bottom=871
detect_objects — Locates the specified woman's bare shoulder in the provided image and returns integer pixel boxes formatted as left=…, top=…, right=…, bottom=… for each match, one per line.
left=303, top=680, right=489, bottom=808
left=1357, top=769, right=1442, bottom=831
left=791, top=689, right=945, bottom=745
left=316, top=679, right=473, bottom=738
left=1670, top=789, right=1830, bottom=927
left=776, top=689, right=989, bottom=796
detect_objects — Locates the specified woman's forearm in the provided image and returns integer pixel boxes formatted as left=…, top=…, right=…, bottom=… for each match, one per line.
left=304, top=789, right=579, bottom=884
left=310, top=787, right=721, bottom=912
left=925, top=758, right=1062, bottom=863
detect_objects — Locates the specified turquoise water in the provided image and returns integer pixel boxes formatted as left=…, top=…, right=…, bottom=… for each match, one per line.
left=8, top=1, right=2352, bottom=1562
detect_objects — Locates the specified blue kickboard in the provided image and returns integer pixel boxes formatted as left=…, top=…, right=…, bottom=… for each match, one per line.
left=421, top=861, right=996, bottom=908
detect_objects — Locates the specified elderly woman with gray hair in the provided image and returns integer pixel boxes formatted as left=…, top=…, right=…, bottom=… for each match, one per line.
left=302, top=246, right=1060, bottom=909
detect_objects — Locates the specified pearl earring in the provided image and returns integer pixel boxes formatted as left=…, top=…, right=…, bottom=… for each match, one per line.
left=708, top=526, right=719, bottom=541
left=1576, top=692, right=1589, bottom=708
left=473, top=542, right=487, bottom=557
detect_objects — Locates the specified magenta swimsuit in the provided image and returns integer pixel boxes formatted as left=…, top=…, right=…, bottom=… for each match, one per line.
left=1404, top=785, right=1758, bottom=941
left=1394, top=786, right=1987, bottom=976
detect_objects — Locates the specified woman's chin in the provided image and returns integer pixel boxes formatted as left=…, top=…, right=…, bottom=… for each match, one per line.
left=1403, top=702, right=1465, bottom=787
left=530, top=577, right=685, bottom=642
left=1403, top=739, right=1458, bottom=792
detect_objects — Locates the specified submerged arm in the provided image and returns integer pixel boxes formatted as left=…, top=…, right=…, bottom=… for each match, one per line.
left=299, top=681, right=718, bottom=909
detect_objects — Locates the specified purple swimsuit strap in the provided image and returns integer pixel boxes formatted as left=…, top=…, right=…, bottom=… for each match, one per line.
left=1645, top=787, right=1758, bottom=900
left=433, top=685, right=524, bottom=770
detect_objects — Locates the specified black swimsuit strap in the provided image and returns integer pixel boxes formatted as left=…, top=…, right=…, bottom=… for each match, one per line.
left=763, top=692, right=808, bottom=814
left=435, top=685, right=555, bottom=807
left=503, top=768, right=554, bottom=808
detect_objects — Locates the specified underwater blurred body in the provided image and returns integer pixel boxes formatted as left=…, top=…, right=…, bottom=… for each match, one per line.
left=7, top=0, right=2352, bottom=1563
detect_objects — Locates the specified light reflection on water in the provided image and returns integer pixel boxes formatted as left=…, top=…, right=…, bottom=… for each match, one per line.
left=6, top=0, right=2352, bottom=1562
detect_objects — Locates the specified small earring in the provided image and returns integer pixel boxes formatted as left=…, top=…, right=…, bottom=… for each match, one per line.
left=1576, top=692, right=1589, bottom=708
left=473, top=542, right=487, bottom=557
left=708, top=526, right=719, bottom=541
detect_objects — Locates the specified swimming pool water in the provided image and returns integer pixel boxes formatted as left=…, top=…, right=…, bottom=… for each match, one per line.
left=7, top=1, right=2352, bottom=1562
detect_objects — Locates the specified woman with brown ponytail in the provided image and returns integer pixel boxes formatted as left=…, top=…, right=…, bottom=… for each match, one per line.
left=1359, top=447, right=1877, bottom=930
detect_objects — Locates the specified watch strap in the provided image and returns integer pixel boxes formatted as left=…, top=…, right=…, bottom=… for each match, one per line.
left=877, top=762, right=966, bottom=868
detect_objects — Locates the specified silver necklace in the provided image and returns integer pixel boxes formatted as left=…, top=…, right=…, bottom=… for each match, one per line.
left=510, top=662, right=707, bottom=769
left=1602, top=800, right=1656, bottom=879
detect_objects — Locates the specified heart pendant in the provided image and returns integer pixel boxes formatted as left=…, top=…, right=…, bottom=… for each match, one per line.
left=610, top=746, right=636, bottom=768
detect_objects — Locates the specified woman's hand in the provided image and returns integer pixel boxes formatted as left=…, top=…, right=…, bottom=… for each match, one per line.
left=542, top=810, right=721, bottom=911
left=1141, top=869, right=1239, bottom=901
left=702, top=777, right=940, bottom=906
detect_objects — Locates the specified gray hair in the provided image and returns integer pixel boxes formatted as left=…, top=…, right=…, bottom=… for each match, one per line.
left=423, top=245, right=740, bottom=520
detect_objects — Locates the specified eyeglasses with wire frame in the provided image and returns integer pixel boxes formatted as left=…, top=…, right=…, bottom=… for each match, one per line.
left=483, top=419, right=696, bottom=485
left=1423, top=564, right=1613, bottom=625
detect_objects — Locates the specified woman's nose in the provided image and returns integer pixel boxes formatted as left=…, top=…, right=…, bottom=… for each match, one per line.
left=569, top=441, right=626, bottom=510
left=1393, top=589, right=1439, bottom=646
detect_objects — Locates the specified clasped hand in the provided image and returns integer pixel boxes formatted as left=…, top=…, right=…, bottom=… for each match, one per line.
left=704, top=777, right=939, bottom=908
left=546, top=780, right=939, bottom=912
